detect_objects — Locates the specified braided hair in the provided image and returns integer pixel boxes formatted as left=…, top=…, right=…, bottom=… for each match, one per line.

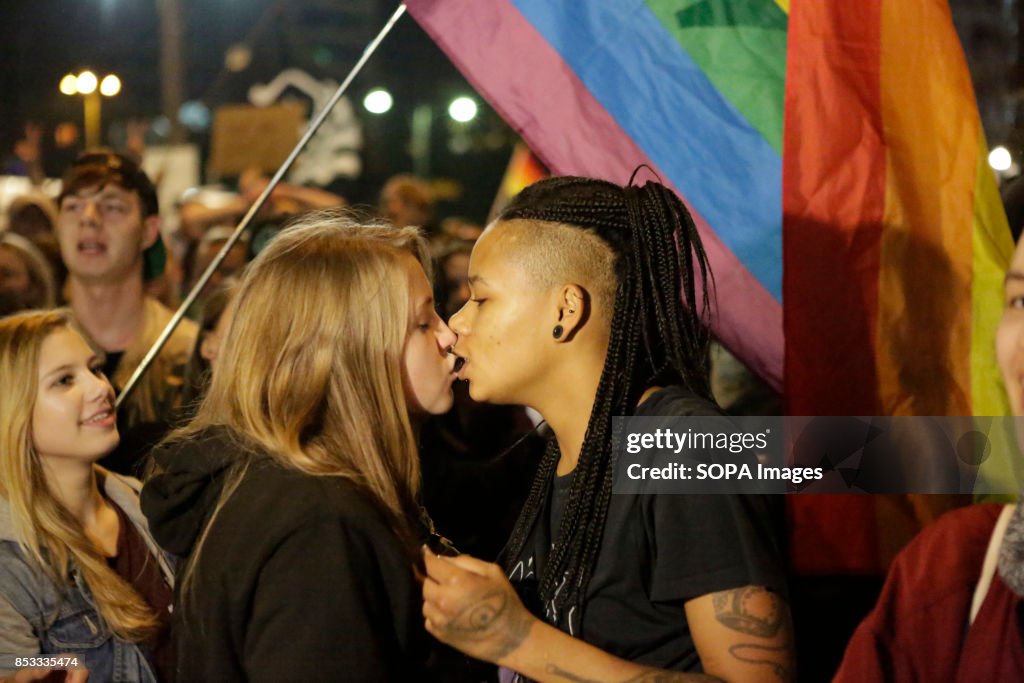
left=497, top=175, right=713, bottom=632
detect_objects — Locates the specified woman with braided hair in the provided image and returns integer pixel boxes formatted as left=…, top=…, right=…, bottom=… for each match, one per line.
left=422, top=176, right=793, bottom=682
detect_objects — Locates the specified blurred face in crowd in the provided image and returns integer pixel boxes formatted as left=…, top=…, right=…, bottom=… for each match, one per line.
left=998, top=235, right=1024, bottom=418
left=442, top=250, right=472, bottom=318
left=57, top=182, right=159, bottom=285
left=0, top=245, right=31, bottom=299
left=193, top=238, right=248, bottom=290
left=32, top=327, right=118, bottom=465
left=402, top=255, right=458, bottom=416
left=10, top=204, right=55, bottom=241
left=380, top=178, right=431, bottom=230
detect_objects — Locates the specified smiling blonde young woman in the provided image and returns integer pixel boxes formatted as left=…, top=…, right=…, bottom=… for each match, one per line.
left=0, top=310, right=175, bottom=682
left=141, top=212, right=460, bottom=681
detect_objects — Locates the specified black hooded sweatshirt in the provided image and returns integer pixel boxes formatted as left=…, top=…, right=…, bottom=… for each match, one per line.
left=140, top=427, right=432, bottom=682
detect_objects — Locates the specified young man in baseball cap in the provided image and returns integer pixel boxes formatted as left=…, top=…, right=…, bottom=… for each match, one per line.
left=56, top=151, right=198, bottom=443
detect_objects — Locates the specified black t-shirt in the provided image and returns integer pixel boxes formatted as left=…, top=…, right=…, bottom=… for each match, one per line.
left=506, top=386, right=787, bottom=673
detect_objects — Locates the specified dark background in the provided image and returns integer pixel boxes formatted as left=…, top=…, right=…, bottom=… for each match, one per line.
left=0, top=0, right=517, bottom=222
left=0, top=0, right=1022, bottom=219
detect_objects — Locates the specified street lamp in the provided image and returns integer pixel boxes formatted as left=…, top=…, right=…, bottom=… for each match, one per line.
left=60, top=70, right=121, bottom=148
left=363, top=88, right=393, bottom=115
left=408, top=95, right=483, bottom=177
left=448, top=96, right=478, bottom=123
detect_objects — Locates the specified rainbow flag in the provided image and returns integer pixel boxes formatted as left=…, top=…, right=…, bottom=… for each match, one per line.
left=784, top=0, right=1013, bottom=574
left=784, top=1, right=1011, bottom=420
left=489, top=142, right=549, bottom=221
left=406, top=0, right=1011, bottom=415
left=407, top=0, right=786, bottom=392
left=407, top=0, right=1015, bottom=574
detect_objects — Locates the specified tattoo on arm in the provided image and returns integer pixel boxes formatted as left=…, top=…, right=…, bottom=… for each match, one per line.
left=711, top=586, right=783, bottom=637
left=544, top=664, right=723, bottom=683
left=441, top=590, right=533, bottom=661
left=711, top=587, right=791, bottom=681
left=728, top=643, right=789, bottom=681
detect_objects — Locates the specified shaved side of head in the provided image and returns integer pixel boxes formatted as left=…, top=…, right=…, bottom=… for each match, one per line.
left=485, top=218, right=619, bottom=320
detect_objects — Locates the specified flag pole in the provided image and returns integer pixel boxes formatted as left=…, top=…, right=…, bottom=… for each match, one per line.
left=116, top=3, right=409, bottom=409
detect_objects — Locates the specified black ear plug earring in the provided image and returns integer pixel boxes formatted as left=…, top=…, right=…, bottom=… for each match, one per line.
left=552, top=325, right=564, bottom=339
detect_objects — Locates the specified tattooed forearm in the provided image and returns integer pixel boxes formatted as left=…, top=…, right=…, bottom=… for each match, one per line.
left=441, top=590, right=534, bottom=661
left=542, top=666, right=602, bottom=683
left=543, top=664, right=723, bottom=683
left=711, top=586, right=783, bottom=638
left=618, top=672, right=722, bottom=683
left=728, top=643, right=790, bottom=682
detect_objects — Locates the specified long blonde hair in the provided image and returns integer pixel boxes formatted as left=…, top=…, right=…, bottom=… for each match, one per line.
left=168, top=211, right=431, bottom=590
left=0, top=309, right=158, bottom=641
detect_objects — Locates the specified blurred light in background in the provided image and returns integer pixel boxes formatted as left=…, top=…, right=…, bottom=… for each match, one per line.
left=990, top=145, right=1012, bottom=172
left=448, top=96, right=477, bottom=123
left=151, top=116, right=172, bottom=138
left=178, top=100, right=212, bottom=132
left=225, top=44, right=253, bottom=73
left=59, top=74, right=79, bottom=96
left=75, top=71, right=98, bottom=95
left=363, top=88, right=393, bottom=115
left=100, top=74, right=121, bottom=97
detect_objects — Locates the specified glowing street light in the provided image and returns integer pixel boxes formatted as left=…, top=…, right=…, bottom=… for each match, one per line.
left=100, top=75, right=121, bottom=97
left=60, top=70, right=120, bottom=148
left=990, top=146, right=1012, bottom=172
left=363, top=88, right=393, bottom=115
left=59, top=74, right=78, bottom=96
left=448, top=96, right=477, bottom=123
left=75, top=71, right=98, bottom=95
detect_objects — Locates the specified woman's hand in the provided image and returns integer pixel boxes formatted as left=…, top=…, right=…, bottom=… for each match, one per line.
left=421, top=549, right=537, bottom=664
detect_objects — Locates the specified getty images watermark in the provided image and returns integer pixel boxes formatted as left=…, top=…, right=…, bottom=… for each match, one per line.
left=612, top=416, right=1024, bottom=495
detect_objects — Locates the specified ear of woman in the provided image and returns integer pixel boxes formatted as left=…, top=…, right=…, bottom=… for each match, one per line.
left=552, top=284, right=586, bottom=343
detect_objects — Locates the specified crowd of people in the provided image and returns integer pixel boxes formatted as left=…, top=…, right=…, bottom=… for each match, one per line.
left=0, top=146, right=1021, bottom=683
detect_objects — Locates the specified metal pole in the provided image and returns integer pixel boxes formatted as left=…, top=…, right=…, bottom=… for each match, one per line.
left=84, top=92, right=101, bottom=148
left=116, top=3, right=409, bottom=409
left=157, top=0, right=187, bottom=144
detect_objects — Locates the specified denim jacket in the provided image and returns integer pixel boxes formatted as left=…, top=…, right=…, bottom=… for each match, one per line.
left=0, top=467, right=175, bottom=681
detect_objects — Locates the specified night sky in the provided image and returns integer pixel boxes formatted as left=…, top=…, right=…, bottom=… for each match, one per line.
left=1, top=0, right=1015, bottom=219
left=0, top=0, right=514, bottom=221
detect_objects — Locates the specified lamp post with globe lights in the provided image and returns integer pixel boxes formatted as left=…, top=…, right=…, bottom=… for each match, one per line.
left=60, top=71, right=121, bottom=148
